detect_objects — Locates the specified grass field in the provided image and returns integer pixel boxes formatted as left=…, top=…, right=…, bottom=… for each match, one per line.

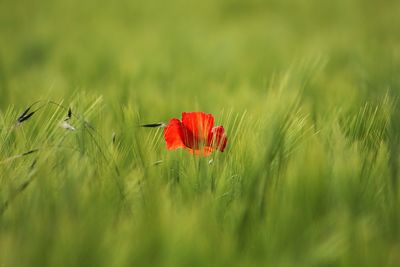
left=1, top=0, right=400, bottom=266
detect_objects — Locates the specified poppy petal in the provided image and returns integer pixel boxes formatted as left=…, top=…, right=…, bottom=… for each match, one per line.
left=164, top=118, right=186, bottom=150
left=186, top=146, right=214, bottom=157
left=181, top=112, right=214, bottom=141
left=208, top=126, right=228, bottom=152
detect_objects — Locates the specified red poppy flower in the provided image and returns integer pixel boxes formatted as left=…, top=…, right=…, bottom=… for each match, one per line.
left=164, top=112, right=228, bottom=156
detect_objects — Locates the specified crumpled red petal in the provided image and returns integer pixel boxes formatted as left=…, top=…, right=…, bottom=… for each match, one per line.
left=164, top=118, right=186, bottom=150
left=182, top=112, right=214, bottom=141
left=208, top=126, right=228, bottom=152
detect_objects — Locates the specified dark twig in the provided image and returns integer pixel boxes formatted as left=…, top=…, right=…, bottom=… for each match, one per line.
left=139, top=123, right=166, bottom=128
left=0, top=149, right=39, bottom=165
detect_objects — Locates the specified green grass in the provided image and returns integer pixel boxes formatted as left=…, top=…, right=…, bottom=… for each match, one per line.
left=1, top=0, right=400, bottom=266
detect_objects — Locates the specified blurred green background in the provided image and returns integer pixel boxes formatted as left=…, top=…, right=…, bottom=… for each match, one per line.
left=1, top=0, right=399, bottom=114
left=1, top=0, right=400, bottom=266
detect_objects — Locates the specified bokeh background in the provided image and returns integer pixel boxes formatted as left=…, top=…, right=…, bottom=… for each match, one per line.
left=1, top=0, right=399, bottom=115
